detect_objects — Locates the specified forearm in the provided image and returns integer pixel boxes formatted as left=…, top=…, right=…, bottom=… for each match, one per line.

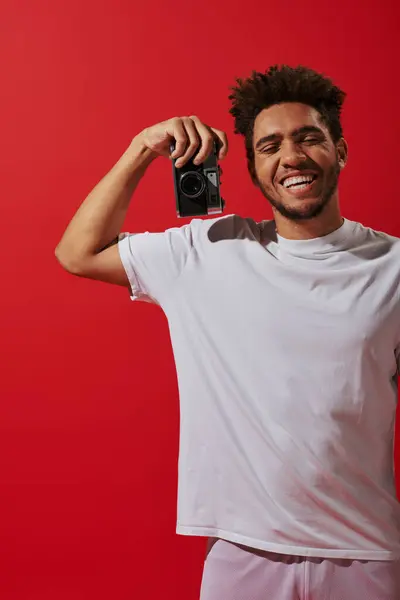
left=55, top=135, right=156, bottom=265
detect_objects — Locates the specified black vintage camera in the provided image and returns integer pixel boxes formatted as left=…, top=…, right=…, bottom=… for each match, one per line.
left=170, top=140, right=225, bottom=218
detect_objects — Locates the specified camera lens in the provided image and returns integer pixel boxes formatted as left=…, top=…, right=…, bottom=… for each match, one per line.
left=180, top=172, right=205, bottom=198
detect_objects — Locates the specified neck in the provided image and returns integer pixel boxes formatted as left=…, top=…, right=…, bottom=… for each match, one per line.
left=273, top=201, right=343, bottom=241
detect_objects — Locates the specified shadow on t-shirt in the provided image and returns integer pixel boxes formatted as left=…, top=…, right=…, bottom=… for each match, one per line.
left=207, top=214, right=278, bottom=245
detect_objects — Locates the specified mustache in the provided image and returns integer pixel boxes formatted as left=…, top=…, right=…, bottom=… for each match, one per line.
left=278, top=164, right=321, bottom=181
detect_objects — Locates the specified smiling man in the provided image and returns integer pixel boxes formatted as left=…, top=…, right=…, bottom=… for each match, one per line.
left=252, top=104, right=346, bottom=226
left=56, top=65, right=400, bottom=600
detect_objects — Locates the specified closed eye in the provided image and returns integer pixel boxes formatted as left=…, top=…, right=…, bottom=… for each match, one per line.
left=302, top=136, right=322, bottom=144
left=260, top=145, right=279, bottom=154
left=259, top=135, right=323, bottom=154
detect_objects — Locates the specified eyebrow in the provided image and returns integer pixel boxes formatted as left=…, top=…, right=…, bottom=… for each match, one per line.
left=255, top=125, right=324, bottom=150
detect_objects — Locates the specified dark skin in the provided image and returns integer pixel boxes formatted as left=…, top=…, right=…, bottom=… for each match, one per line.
left=249, top=102, right=348, bottom=240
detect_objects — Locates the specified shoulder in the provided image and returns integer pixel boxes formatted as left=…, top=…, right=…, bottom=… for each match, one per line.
left=188, top=213, right=271, bottom=244
left=346, top=220, right=400, bottom=269
left=354, top=220, right=400, bottom=249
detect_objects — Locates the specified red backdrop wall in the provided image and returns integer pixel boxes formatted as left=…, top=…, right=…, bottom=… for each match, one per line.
left=0, top=0, right=399, bottom=598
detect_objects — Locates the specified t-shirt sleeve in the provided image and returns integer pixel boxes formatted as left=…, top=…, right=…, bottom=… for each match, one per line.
left=117, top=223, right=194, bottom=304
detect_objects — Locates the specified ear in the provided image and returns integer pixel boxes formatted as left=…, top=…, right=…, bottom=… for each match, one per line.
left=337, top=138, right=348, bottom=170
left=248, top=159, right=259, bottom=187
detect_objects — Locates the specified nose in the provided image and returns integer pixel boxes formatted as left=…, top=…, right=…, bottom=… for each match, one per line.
left=280, top=141, right=307, bottom=167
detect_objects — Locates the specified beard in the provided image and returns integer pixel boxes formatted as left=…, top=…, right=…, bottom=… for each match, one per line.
left=255, top=156, right=341, bottom=222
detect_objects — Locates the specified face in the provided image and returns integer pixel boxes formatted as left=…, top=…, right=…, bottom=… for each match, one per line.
left=251, top=103, right=347, bottom=221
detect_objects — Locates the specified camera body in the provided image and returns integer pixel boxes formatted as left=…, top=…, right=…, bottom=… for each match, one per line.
left=170, top=140, right=225, bottom=218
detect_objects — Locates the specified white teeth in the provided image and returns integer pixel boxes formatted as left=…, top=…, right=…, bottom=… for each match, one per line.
left=283, top=175, right=315, bottom=188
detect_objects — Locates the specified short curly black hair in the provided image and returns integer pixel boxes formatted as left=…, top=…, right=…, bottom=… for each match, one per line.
left=228, top=64, right=346, bottom=179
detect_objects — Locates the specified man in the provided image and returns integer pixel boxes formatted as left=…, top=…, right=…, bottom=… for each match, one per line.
left=55, top=65, right=400, bottom=599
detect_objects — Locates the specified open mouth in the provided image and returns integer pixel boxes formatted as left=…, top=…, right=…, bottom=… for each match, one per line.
left=279, top=173, right=319, bottom=195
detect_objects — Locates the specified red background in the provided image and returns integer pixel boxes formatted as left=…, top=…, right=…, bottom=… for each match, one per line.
left=0, top=0, right=399, bottom=598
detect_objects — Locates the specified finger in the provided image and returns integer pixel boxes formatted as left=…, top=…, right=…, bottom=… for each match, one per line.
left=174, top=118, right=201, bottom=167
left=210, top=128, right=229, bottom=160
left=168, top=118, right=189, bottom=159
left=188, top=116, right=215, bottom=165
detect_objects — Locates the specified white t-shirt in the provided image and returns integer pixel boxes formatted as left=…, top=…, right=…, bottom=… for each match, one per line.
left=118, top=214, right=400, bottom=560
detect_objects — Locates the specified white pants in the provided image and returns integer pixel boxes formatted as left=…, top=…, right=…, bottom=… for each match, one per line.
left=200, top=538, right=400, bottom=600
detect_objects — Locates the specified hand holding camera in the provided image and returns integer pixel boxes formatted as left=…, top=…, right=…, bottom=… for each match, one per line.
left=139, top=116, right=228, bottom=217
left=140, top=115, right=228, bottom=166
